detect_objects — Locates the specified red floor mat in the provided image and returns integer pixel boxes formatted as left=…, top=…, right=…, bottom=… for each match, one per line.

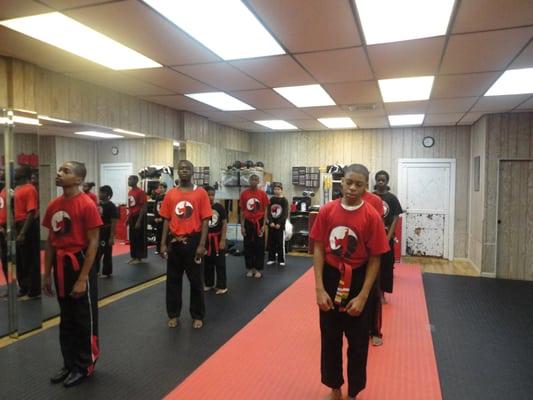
left=165, top=264, right=442, bottom=400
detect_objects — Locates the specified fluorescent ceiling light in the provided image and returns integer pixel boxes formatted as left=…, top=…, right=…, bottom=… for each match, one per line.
left=75, top=131, right=123, bottom=139
left=388, top=114, right=424, bottom=126
left=485, top=68, right=533, bottom=96
left=185, top=92, right=254, bottom=111
left=254, top=120, right=298, bottom=130
left=355, top=0, right=455, bottom=45
left=39, top=115, right=71, bottom=124
left=142, top=0, right=284, bottom=60
left=378, top=76, right=434, bottom=102
left=0, top=116, right=41, bottom=126
left=318, top=117, right=357, bottom=129
left=173, top=141, right=180, bottom=147
left=273, top=84, right=335, bottom=108
left=0, top=12, right=161, bottom=70
left=113, top=128, right=145, bottom=137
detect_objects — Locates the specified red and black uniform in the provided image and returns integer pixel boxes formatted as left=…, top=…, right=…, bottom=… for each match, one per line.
left=127, top=186, right=147, bottom=260
left=85, top=192, right=98, bottom=205
left=96, top=200, right=119, bottom=276
left=153, top=192, right=165, bottom=254
left=205, top=202, right=227, bottom=289
left=0, top=188, right=7, bottom=282
left=239, top=188, right=269, bottom=271
left=42, top=193, right=103, bottom=377
left=310, top=198, right=389, bottom=399
left=159, top=185, right=212, bottom=321
left=14, top=183, right=41, bottom=297
left=267, top=196, right=289, bottom=263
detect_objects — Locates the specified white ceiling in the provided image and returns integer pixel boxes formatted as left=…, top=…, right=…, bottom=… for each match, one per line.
left=0, top=0, right=532, bottom=132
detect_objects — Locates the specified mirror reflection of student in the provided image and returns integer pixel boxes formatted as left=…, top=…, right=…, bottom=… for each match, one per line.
left=127, top=175, right=147, bottom=264
left=42, top=161, right=103, bottom=388
left=153, top=182, right=167, bottom=256
left=14, top=165, right=41, bottom=299
left=0, top=186, right=7, bottom=297
left=96, top=185, right=119, bottom=278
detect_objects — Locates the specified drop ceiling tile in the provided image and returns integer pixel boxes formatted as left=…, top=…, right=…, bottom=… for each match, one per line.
left=40, top=0, right=110, bottom=9
left=228, top=110, right=275, bottom=121
left=428, top=97, right=478, bottom=113
left=368, top=37, right=445, bottom=79
left=290, top=119, right=326, bottom=130
left=452, top=0, right=533, bottom=33
left=294, top=47, right=373, bottom=83
left=352, top=116, right=389, bottom=129
left=0, top=0, right=51, bottom=19
left=231, top=55, right=314, bottom=87
left=459, top=111, right=484, bottom=125
left=143, top=95, right=218, bottom=113
left=198, top=111, right=248, bottom=123
left=342, top=103, right=387, bottom=117
left=301, top=106, right=347, bottom=118
left=262, top=108, right=311, bottom=120
left=432, top=72, right=499, bottom=98
left=424, top=113, right=465, bottom=126
left=384, top=101, right=428, bottom=114
left=66, top=70, right=174, bottom=96
left=65, top=0, right=220, bottom=66
left=511, top=42, right=533, bottom=68
left=470, top=94, right=530, bottom=112
left=174, top=62, right=265, bottom=91
left=247, top=0, right=361, bottom=52
left=230, top=89, right=295, bottom=109
left=323, top=80, right=381, bottom=105
left=440, top=27, right=533, bottom=74
left=225, top=121, right=271, bottom=132
left=125, top=68, right=214, bottom=94
left=517, top=96, right=533, bottom=110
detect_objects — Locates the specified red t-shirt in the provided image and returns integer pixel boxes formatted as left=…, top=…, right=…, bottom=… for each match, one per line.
left=42, top=192, right=103, bottom=250
left=128, top=187, right=146, bottom=216
left=159, top=186, right=212, bottom=236
left=14, top=183, right=39, bottom=222
left=0, top=188, right=6, bottom=225
left=362, top=191, right=383, bottom=216
left=85, top=191, right=98, bottom=205
left=239, top=188, right=269, bottom=221
left=310, top=199, right=389, bottom=269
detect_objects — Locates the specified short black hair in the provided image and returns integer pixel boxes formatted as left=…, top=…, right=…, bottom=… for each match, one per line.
left=17, top=165, right=32, bottom=180
left=249, top=174, right=259, bottom=180
left=178, top=160, right=194, bottom=169
left=272, top=182, right=283, bottom=189
left=343, top=164, right=369, bottom=181
left=129, top=175, right=139, bottom=183
left=84, top=182, right=95, bottom=189
left=375, top=170, right=390, bottom=182
left=67, top=161, right=87, bottom=179
left=99, top=185, right=113, bottom=198
left=159, top=182, right=168, bottom=188
left=205, top=185, right=215, bottom=193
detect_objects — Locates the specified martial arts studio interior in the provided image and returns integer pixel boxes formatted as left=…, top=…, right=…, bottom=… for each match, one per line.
left=0, top=1, right=532, bottom=399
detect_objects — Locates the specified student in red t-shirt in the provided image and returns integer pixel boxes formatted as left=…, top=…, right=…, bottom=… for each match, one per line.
left=160, top=160, right=212, bottom=330
left=82, top=182, right=98, bottom=205
left=204, top=186, right=228, bottom=295
left=127, top=175, right=147, bottom=264
left=14, top=165, right=41, bottom=299
left=239, top=174, right=269, bottom=278
left=310, top=164, right=389, bottom=400
left=42, top=161, right=103, bottom=388
left=0, top=186, right=7, bottom=294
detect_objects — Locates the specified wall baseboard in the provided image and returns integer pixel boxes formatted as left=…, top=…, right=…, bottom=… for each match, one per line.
left=453, top=257, right=481, bottom=273
left=481, top=272, right=497, bottom=278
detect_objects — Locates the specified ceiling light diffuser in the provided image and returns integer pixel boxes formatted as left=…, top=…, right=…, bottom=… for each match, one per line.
left=113, top=128, right=146, bottom=137
left=142, top=0, right=284, bottom=60
left=378, top=76, right=434, bottom=102
left=39, top=115, right=71, bottom=124
left=355, top=0, right=455, bottom=45
left=185, top=92, right=254, bottom=111
left=0, top=115, right=41, bottom=126
left=273, top=84, right=335, bottom=108
left=75, top=131, right=123, bottom=139
left=254, top=120, right=297, bottom=130
left=173, top=141, right=180, bottom=147
left=485, top=68, right=533, bottom=96
left=0, top=12, right=161, bottom=70
left=388, top=114, right=424, bottom=126
left=318, top=117, right=357, bottom=129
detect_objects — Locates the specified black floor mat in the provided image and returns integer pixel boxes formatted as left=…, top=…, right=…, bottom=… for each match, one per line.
left=0, top=255, right=311, bottom=399
left=423, top=273, right=533, bottom=400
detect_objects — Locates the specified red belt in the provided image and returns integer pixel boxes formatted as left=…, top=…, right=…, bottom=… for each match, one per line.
left=246, top=215, right=263, bottom=236
left=207, top=231, right=221, bottom=256
left=56, top=248, right=82, bottom=298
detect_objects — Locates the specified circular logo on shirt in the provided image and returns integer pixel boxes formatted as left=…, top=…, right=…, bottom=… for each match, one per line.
left=51, top=210, right=72, bottom=235
left=128, top=195, right=136, bottom=207
left=329, top=226, right=358, bottom=259
left=271, top=204, right=282, bottom=218
left=175, top=201, right=193, bottom=219
left=209, top=209, right=220, bottom=228
left=382, top=201, right=389, bottom=218
left=246, top=198, right=261, bottom=212
left=0, top=197, right=4, bottom=209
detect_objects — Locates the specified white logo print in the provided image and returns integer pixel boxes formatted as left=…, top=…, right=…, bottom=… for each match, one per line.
left=51, top=210, right=72, bottom=234
left=271, top=204, right=282, bottom=218
left=246, top=198, right=260, bottom=212
left=382, top=201, right=390, bottom=218
left=209, top=210, right=220, bottom=228
left=175, top=200, right=194, bottom=219
left=0, top=197, right=4, bottom=209
left=329, top=226, right=358, bottom=259
left=128, top=195, right=136, bottom=207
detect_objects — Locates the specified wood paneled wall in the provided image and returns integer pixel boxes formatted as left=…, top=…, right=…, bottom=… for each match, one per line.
left=480, top=112, right=533, bottom=275
left=0, top=57, right=7, bottom=107
left=250, top=126, right=471, bottom=258
left=55, top=136, right=98, bottom=195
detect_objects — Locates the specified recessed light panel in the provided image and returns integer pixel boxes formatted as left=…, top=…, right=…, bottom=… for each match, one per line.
left=318, top=117, right=357, bottom=129
left=185, top=92, right=255, bottom=111
left=254, top=120, right=298, bottom=130
left=388, top=114, right=424, bottom=126
left=113, top=128, right=146, bottom=137
left=485, top=68, right=533, bottom=96
left=378, top=76, right=434, bottom=102
left=75, top=131, right=123, bottom=139
left=273, top=85, right=335, bottom=108
left=38, top=115, right=71, bottom=124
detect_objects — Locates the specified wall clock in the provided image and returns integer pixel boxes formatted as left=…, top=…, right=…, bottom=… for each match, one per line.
left=111, top=146, right=119, bottom=156
left=422, top=136, right=434, bottom=148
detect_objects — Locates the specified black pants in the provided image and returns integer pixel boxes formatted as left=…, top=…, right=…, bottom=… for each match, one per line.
left=54, top=251, right=99, bottom=376
left=380, top=240, right=395, bottom=293
left=368, top=276, right=382, bottom=338
left=129, top=214, right=147, bottom=260
left=267, top=226, right=285, bottom=263
left=15, top=218, right=41, bottom=297
left=243, top=218, right=265, bottom=271
left=0, top=228, right=7, bottom=284
left=96, top=230, right=113, bottom=276
left=154, top=221, right=163, bottom=253
left=320, top=263, right=370, bottom=398
left=166, top=233, right=205, bottom=320
left=204, top=254, right=227, bottom=289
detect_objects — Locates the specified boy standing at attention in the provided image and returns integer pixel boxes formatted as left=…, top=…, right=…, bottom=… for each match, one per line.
left=267, top=182, right=289, bottom=266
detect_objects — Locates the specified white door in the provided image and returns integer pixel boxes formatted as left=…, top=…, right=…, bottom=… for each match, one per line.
left=398, top=159, right=455, bottom=259
left=100, top=163, right=133, bottom=206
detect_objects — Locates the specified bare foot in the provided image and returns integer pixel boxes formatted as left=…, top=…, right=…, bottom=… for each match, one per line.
left=127, top=258, right=136, bottom=264
left=192, top=319, right=203, bottom=329
left=323, top=388, right=342, bottom=400
left=168, top=318, right=179, bottom=328
left=131, top=259, right=141, bottom=265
